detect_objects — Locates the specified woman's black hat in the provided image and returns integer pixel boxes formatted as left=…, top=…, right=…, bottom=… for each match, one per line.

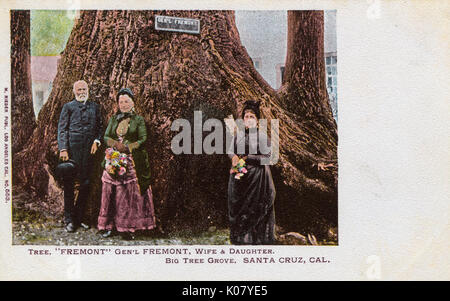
left=241, top=100, right=261, bottom=119
left=116, top=88, right=134, bottom=101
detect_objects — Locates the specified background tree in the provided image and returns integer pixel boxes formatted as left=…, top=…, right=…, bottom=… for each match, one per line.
left=11, top=10, right=36, bottom=172
left=276, top=10, right=338, bottom=234
left=14, top=10, right=337, bottom=239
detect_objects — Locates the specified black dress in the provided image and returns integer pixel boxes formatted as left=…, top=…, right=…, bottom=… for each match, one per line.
left=227, top=128, right=276, bottom=245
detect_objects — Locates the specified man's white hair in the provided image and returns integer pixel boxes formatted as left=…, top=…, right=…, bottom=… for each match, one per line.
left=73, top=80, right=88, bottom=92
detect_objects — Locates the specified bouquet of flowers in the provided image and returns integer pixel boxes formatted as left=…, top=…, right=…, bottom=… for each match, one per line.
left=104, top=148, right=129, bottom=177
left=230, top=158, right=248, bottom=180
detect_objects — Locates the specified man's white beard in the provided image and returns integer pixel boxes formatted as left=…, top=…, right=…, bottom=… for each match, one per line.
left=75, top=93, right=89, bottom=102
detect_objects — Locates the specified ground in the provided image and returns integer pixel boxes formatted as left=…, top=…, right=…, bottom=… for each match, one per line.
left=12, top=207, right=232, bottom=246
left=11, top=189, right=337, bottom=246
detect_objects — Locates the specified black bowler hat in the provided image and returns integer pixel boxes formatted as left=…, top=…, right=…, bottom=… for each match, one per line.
left=55, top=159, right=78, bottom=180
left=116, top=88, right=135, bottom=101
left=241, top=100, right=261, bottom=119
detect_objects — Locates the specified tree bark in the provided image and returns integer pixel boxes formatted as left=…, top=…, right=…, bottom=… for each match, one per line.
left=15, top=10, right=337, bottom=238
left=11, top=10, right=36, bottom=166
left=276, top=11, right=338, bottom=235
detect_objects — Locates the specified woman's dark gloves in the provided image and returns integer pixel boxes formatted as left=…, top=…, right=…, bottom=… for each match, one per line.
left=106, top=138, right=118, bottom=147
left=106, top=138, right=129, bottom=153
left=127, top=142, right=139, bottom=152
left=115, top=142, right=129, bottom=153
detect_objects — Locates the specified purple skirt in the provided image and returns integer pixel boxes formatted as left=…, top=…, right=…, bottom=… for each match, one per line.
left=98, top=164, right=156, bottom=233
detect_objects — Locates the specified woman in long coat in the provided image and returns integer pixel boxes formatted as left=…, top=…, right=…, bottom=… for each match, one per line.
left=97, top=88, right=156, bottom=239
left=227, top=100, right=277, bottom=245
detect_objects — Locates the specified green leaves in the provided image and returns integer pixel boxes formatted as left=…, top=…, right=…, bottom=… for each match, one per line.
left=31, top=10, right=75, bottom=56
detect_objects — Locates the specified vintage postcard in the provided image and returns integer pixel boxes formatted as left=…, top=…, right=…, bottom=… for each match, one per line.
left=0, top=0, right=448, bottom=281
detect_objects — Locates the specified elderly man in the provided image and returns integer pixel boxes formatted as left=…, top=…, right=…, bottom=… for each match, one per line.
left=57, top=80, right=103, bottom=232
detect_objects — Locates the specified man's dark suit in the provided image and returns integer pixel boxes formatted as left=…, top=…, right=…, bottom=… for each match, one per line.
left=57, top=99, right=103, bottom=226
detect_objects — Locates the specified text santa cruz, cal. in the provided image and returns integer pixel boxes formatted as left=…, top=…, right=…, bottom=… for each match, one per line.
left=242, top=256, right=330, bottom=263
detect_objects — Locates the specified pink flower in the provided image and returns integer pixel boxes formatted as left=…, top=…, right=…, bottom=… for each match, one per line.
left=118, top=167, right=126, bottom=176
left=240, top=168, right=247, bottom=174
left=106, top=164, right=114, bottom=174
left=235, top=172, right=245, bottom=180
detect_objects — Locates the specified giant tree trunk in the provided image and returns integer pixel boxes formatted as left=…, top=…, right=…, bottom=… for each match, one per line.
left=15, top=10, right=337, bottom=238
left=11, top=10, right=36, bottom=175
left=276, top=11, right=338, bottom=235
